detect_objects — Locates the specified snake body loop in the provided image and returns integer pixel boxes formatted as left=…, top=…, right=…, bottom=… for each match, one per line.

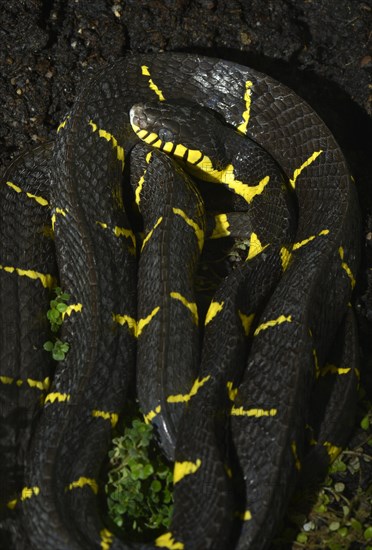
left=0, top=53, right=360, bottom=550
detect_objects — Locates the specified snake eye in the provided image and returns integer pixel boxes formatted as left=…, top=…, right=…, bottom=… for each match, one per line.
left=158, top=127, right=174, bottom=143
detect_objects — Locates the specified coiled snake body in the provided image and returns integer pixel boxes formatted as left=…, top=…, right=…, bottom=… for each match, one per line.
left=0, top=53, right=360, bottom=550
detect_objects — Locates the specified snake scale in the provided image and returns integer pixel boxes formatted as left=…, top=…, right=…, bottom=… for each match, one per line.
left=0, top=53, right=361, bottom=550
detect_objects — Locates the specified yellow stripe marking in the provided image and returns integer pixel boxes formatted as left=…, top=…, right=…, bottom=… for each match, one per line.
left=231, top=406, right=277, bottom=417
left=21, top=486, right=40, bottom=500
left=237, top=510, right=253, bottom=521
left=6, top=499, right=17, bottom=510
left=26, top=192, right=49, bottom=206
left=210, top=213, right=231, bottom=239
left=96, top=221, right=108, bottom=229
left=143, top=405, right=161, bottom=424
left=51, top=207, right=68, bottom=231
left=313, top=347, right=320, bottom=378
left=172, top=207, right=204, bottom=251
left=254, top=314, right=292, bottom=336
left=92, top=410, right=119, bottom=428
left=280, top=246, right=292, bottom=271
left=141, top=216, right=163, bottom=250
left=67, top=477, right=98, bottom=494
left=205, top=301, right=224, bottom=325
left=238, top=311, right=255, bottom=336
left=113, top=307, right=160, bottom=338
left=293, top=229, right=330, bottom=251
left=170, top=292, right=198, bottom=325
left=0, top=264, right=56, bottom=289
left=291, top=441, right=302, bottom=471
left=155, top=532, right=184, bottom=550
left=44, top=392, right=70, bottom=404
left=135, top=152, right=153, bottom=206
left=6, top=181, right=49, bottom=207
left=131, top=123, right=270, bottom=205
left=323, top=441, right=342, bottom=462
left=27, top=377, right=50, bottom=390
left=136, top=172, right=146, bottom=206
left=7, top=486, right=40, bottom=509
left=100, top=528, right=114, bottom=550
left=141, top=65, right=165, bottom=101
left=237, top=80, right=253, bottom=134
left=62, top=303, right=83, bottom=320
left=112, top=313, right=137, bottom=334
left=246, top=232, right=268, bottom=260
left=89, top=120, right=125, bottom=169
left=321, top=363, right=351, bottom=376
left=0, top=375, right=48, bottom=389
left=6, top=181, right=22, bottom=193
left=289, top=150, right=323, bottom=189
left=136, top=307, right=161, bottom=337
left=167, top=375, right=211, bottom=403
left=339, top=246, right=356, bottom=288
left=227, top=381, right=238, bottom=401
left=96, top=221, right=136, bottom=249
left=57, top=116, right=70, bottom=132
left=173, top=459, right=202, bottom=484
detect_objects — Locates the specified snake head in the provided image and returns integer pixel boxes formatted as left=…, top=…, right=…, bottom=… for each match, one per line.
left=129, top=100, right=227, bottom=169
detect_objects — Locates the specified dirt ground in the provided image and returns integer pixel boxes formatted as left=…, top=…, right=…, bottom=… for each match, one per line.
left=0, top=0, right=371, bottom=548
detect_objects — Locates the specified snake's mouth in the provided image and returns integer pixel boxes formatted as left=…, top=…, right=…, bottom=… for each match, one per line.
left=129, top=104, right=147, bottom=130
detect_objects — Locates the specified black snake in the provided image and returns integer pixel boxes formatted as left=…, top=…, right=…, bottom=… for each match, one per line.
left=0, top=53, right=361, bottom=550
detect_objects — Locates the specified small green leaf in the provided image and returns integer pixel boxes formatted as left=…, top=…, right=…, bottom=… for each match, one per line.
left=150, top=480, right=162, bottom=493
left=350, top=518, right=363, bottom=532
left=43, top=341, right=54, bottom=352
left=52, top=349, right=65, bottom=361
left=365, top=527, right=372, bottom=541
left=329, top=521, right=340, bottom=531
left=56, top=303, right=68, bottom=312
left=361, top=415, right=370, bottom=431
left=296, top=532, right=308, bottom=543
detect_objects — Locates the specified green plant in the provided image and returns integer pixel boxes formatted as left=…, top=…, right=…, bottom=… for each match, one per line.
left=106, top=417, right=173, bottom=538
left=43, top=286, right=70, bottom=361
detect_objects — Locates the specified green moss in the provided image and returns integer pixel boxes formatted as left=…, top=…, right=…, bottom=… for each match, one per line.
left=105, top=416, right=173, bottom=539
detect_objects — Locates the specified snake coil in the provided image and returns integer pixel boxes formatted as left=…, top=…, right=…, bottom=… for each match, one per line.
left=0, top=53, right=360, bottom=550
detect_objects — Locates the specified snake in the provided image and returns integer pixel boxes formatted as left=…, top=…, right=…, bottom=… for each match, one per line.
left=0, top=53, right=360, bottom=550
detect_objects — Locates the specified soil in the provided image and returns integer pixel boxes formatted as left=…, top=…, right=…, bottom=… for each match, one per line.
left=0, top=0, right=371, bottom=548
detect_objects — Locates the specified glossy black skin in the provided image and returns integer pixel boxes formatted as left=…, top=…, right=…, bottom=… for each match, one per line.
left=0, top=53, right=360, bottom=550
